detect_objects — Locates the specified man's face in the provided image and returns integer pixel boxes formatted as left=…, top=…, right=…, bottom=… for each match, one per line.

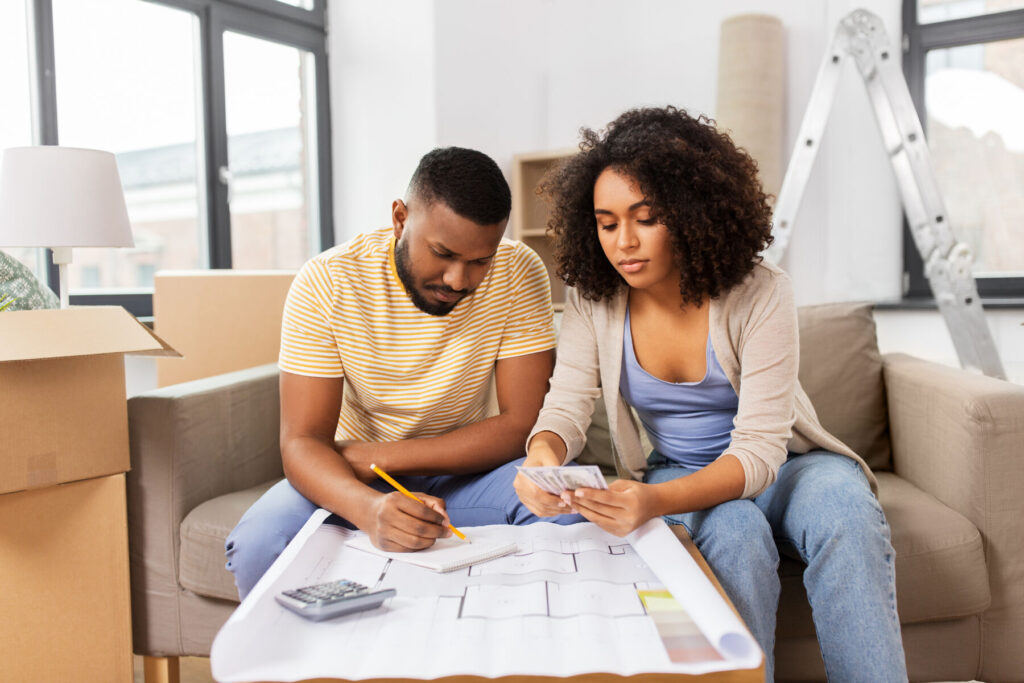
left=392, top=198, right=506, bottom=316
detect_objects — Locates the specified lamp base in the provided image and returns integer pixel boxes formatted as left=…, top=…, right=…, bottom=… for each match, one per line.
left=51, top=246, right=72, bottom=309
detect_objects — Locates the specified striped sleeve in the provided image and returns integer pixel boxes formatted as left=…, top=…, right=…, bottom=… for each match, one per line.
left=496, top=244, right=557, bottom=360
left=278, top=257, right=344, bottom=377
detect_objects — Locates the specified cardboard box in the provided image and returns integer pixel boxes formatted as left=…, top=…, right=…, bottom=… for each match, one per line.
left=0, top=306, right=177, bottom=495
left=154, top=270, right=295, bottom=387
left=0, top=474, right=133, bottom=682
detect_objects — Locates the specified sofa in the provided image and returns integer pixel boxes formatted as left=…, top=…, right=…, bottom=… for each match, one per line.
left=126, top=302, right=1024, bottom=682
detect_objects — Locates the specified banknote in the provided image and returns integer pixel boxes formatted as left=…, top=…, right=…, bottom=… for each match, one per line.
left=515, top=465, right=608, bottom=494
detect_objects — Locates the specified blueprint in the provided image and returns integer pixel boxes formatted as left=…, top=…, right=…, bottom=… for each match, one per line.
left=211, top=510, right=761, bottom=682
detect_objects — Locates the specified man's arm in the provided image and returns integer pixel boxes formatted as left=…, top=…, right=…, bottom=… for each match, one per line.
left=338, top=348, right=555, bottom=479
left=280, top=371, right=451, bottom=551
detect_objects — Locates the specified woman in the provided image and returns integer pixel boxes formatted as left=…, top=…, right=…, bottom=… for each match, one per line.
left=514, top=106, right=907, bottom=682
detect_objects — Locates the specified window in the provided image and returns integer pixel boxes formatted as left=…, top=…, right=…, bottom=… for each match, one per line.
left=903, top=0, right=1024, bottom=300
left=12, top=0, right=332, bottom=316
left=223, top=31, right=320, bottom=270
left=918, top=0, right=1024, bottom=23
left=53, top=0, right=206, bottom=291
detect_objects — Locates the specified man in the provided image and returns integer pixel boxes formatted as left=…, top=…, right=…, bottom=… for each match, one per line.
left=226, top=147, right=580, bottom=599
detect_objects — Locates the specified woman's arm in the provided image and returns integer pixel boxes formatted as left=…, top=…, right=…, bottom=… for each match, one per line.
left=516, top=289, right=604, bottom=516
left=525, top=288, right=604, bottom=461
left=725, top=270, right=800, bottom=498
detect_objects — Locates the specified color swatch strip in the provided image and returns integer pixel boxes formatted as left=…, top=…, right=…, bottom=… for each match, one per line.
left=638, top=589, right=724, bottom=663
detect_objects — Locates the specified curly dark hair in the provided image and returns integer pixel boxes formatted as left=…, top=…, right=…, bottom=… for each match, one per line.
left=407, top=146, right=511, bottom=225
left=539, top=106, right=773, bottom=305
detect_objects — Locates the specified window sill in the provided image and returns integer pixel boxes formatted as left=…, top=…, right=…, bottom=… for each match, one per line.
left=875, top=297, right=1024, bottom=310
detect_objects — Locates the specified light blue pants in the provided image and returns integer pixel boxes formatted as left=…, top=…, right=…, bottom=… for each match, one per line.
left=225, top=457, right=583, bottom=599
left=646, top=450, right=907, bottom=683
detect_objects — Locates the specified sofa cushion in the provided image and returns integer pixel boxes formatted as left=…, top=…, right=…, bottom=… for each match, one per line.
left=777, top=472, right=990, bottom=637
left=179, top=478, right=280, bottom=602
left=797, top=302, right=892, bottom=470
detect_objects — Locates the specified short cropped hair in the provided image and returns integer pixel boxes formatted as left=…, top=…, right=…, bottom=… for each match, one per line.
left=540, top=106, right=774, bottom=305
left=407, top=147, right=512, bottom=226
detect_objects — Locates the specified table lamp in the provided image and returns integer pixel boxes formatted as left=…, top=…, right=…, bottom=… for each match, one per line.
left=0, top=146, right=134, bottom=308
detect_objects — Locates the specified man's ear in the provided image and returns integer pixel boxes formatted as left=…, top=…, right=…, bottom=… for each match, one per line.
left=392, top=199, right=408, bottom=239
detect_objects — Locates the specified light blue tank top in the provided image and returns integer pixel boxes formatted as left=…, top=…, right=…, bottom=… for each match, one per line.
left=619, top=308, right=739, bottom=468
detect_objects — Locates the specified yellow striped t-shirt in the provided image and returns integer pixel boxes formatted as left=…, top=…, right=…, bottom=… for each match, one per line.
left=278, top=227, right=556, bottom=442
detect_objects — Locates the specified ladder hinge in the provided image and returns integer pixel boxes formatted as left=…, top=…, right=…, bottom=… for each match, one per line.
left=902, top=34, right=910, bottom=53
left=902, top=271, right=910, bottom=295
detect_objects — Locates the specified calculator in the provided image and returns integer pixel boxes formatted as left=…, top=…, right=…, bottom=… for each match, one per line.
left=275, top=579, right=396, bottom=622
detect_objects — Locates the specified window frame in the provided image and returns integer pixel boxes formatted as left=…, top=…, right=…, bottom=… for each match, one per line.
left=901, top=0, right=1024, bottom=302
left=25, top=0, right=333, bottom=317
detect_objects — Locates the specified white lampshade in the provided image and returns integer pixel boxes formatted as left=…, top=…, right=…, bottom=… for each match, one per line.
left=0, top=146, right=133, bottom=249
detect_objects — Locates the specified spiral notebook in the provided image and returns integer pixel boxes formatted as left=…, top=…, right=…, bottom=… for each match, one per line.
left=345, top=534, right=518, bottom=572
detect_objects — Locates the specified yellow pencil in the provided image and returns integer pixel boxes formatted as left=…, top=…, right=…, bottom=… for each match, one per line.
left=370, top=463, right=468, bottom=541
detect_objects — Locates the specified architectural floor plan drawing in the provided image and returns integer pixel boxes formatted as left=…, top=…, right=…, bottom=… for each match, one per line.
left=211, top=509, right=761, bottom=682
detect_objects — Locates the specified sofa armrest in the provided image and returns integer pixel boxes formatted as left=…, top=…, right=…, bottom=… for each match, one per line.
left=883, top=352, right=1024, bottom=679
left=882, top=353, right=1024, bottom=529
left=126, top=363, right=284, bottom=650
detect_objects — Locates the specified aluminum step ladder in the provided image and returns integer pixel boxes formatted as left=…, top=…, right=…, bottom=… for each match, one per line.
left=766, top=8, right=1005, bottom=379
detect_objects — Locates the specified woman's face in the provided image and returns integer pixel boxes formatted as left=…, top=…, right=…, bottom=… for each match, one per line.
left=593, top=168, right=679, bottom=293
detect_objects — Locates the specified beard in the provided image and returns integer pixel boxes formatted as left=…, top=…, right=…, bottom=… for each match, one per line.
left=394, top=238, right=464, bottom=316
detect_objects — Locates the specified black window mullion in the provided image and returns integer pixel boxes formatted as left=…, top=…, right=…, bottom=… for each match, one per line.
left=314, top=48, right=334, bottom=251
left=69, top=291, right=154, bottom=317
left=204, top=6, right=233, bottom=269
left=27, top=0, right=58, bottom=146
left=26, top=0, right=63, bottom=296
left=215, top=0, right=323, bottom=28
left=146, top=0, right=322, bottom=27
left=215, top=3, right=325, bottom=49
left=902, top=0, right=931, bottom=299
left=917, top=8, right=1024, bottom=49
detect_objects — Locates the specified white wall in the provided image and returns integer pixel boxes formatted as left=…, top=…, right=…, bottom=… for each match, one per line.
left=875, top=308, right=1024, bottom=382
left=327, top=0, right=1023, bottom=383
left=427, top=0, right=903, bottom=308
left=328, top=0, right=436, bottom=237
left=329, top=0, right=902, bottom=299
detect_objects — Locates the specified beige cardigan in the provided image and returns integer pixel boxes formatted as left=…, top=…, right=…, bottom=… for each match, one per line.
left=529, top=261, right=875, bottom=499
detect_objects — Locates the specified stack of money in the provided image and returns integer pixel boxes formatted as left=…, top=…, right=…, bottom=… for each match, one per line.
left=515, top=465, right=608, bottom=494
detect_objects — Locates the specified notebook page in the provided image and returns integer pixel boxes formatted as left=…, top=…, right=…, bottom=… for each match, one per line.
left=345, top=534, right=517, bottom=572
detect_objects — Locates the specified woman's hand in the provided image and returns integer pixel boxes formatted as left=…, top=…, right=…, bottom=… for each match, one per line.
left=567, top=479, right=660, bottom=536
left=515, top=433, right=572, bottom=517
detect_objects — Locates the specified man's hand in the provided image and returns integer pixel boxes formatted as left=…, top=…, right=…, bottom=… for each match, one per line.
left=364, top=491, right=452, bottom=552
left=567, top=479, right=659, bottom=537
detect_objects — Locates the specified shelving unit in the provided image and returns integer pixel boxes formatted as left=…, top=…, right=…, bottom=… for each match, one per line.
left=511, top=148, right=575, bottom=310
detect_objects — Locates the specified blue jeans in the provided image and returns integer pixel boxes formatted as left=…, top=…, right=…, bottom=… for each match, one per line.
left=225, top=457, right=583, bottom=599
left=646, top=450, right=907, bottom=683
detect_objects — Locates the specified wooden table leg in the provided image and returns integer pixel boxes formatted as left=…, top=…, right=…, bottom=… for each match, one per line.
left=143, top=655, right=180, bottom=683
